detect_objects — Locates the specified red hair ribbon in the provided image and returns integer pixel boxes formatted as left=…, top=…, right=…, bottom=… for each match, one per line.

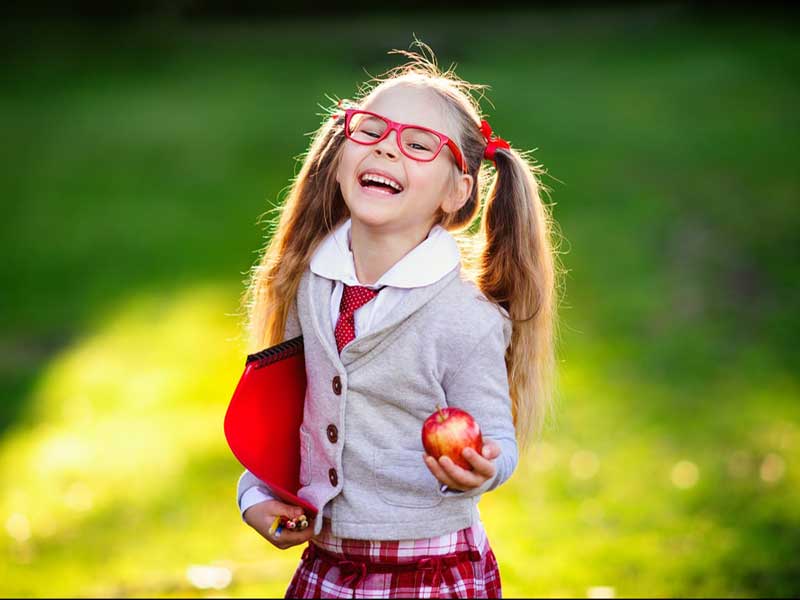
left=480, top=120, right=510, bottom=164
left=330, top=98, right=350, bottom=120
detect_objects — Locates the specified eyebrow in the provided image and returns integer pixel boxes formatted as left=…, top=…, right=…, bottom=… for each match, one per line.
left=366, top=109, right=452, bottom=136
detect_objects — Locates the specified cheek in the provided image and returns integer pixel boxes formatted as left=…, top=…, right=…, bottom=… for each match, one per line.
left=336, top=151, right=355, bottom=185
left=338, top=145, right=364, bottom=182
left=411, top=163, right=451, bottom=196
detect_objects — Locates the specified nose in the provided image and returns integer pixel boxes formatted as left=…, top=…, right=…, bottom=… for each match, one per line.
left=373, top=130, right=400, bottom=160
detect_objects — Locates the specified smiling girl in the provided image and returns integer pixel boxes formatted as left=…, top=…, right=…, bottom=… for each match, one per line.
left=235, top=42, right=562, bottom=598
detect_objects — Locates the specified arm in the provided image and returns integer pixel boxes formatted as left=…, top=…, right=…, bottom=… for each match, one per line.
left=237, top=469, right=277, bottom=522
left=429, top=314, right=518, bottom=499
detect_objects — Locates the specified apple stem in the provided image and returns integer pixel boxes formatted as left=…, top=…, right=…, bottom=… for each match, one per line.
left=435, top=404, right=446, bottom=424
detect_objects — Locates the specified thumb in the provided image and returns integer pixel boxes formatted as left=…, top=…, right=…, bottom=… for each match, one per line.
left=482, top=442, right=500, bottom=459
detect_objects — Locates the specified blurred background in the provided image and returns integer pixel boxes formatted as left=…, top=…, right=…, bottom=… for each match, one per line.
left=1, top=2, right=798, bottom=597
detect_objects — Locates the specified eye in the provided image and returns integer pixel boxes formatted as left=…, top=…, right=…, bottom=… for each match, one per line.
left=408, top=142, right=430, bottom=151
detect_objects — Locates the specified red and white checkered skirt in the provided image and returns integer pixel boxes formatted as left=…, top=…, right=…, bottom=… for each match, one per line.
left=284, top=519, right=502, bottom=598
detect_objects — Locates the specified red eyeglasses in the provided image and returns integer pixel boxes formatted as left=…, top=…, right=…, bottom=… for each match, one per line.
left=333, top=108, right=469, bottom=174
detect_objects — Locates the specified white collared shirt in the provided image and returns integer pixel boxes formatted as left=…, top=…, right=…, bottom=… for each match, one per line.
left=309, top=217, right=462, bottom=338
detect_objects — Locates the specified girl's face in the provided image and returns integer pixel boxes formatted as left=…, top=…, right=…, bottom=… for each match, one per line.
left=335, top=86, right=473, bottom=237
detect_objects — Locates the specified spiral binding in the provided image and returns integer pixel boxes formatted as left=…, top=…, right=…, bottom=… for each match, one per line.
left=246, top=335, right=304, bottom=369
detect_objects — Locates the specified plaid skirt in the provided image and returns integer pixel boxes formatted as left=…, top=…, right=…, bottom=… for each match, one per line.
left=284, top=519, right=502, bottom=598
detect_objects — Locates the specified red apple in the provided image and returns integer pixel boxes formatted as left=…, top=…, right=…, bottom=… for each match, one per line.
left=421, top=405, right=483, bottom=470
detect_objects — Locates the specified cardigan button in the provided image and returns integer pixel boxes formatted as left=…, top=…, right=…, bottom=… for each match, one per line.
left=328, top=468, right=338, bottom=487
left=326, top=424, right=338, bottom=444
left=332, top=376, right=342, bottom=395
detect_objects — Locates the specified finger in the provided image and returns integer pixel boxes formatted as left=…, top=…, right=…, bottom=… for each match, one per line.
left=424, top=454, right=459, bottom=488
left=460, top=447, right=497, bottom=479
left=266, top=500, right=305, bottom=520
left=272, top=526, right=314, bottom=549
left=269, top=517, right=312, bottom=540
left=423, top=454, right=460, bottom=489
left=438, top=455, right=485, bottom=489
left=273, top=524, right=310, bottom=540
left=482, top=441, right=502, bottom=459
left=461, top=446, right=495, bottom=478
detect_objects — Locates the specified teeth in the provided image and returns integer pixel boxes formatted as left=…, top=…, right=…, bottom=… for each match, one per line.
left=360, top=173, right=403, bottom=192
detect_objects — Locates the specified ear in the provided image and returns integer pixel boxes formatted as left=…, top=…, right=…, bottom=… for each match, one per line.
left=441, top=172, right=474, bottom=214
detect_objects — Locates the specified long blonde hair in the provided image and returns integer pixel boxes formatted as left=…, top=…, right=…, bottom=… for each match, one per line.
left=240, top=42, right=565, bottom=451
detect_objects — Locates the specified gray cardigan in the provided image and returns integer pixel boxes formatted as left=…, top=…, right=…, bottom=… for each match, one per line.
left=236, top=263, right=517, bottom=540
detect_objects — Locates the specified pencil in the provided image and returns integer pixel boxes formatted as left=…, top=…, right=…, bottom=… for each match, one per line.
left=269, top=516, right=281, bottom=536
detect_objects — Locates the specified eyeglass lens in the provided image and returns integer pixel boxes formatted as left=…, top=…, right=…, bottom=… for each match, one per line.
left=348, top=113, right=441, bottom=161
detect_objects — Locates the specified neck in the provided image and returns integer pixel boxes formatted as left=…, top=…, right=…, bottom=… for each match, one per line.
left=349, top=219, right=434, bottom=286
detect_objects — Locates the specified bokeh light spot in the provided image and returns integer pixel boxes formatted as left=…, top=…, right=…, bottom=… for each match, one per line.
left=760, top=453, right=786, bottom=484
left=186, top=564, right=233, bottom=590
left=5, top=512, right=31, bottom=543
left=671, top=460, right=699, bottom=489
left=587, top=585, right=616, bottom=598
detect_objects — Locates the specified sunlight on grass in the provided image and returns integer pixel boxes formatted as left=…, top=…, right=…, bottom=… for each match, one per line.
left=0, top=285, right=306, bottom=597
left=2, top=286, right=235, bottom=526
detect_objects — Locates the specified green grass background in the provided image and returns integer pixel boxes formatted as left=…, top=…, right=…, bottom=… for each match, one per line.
left=1, top=6, right=798, bottom=597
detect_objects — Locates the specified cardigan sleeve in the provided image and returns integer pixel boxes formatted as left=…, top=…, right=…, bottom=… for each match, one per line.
left=237, top=469, right=276, bottom=522
left=438, top=312, right=517, bottom=499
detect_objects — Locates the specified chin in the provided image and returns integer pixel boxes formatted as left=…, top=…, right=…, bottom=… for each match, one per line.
left=346, top=194, right=400, bottom=225
left=349, top=210, right=397, bottom=231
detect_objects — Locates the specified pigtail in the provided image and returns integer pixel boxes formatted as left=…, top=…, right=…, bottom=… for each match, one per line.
left=479, top=146, right=563, bottom=452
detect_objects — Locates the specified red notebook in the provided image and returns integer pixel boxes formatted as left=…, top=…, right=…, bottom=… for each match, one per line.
left=224, top=335, right=318, bottom=517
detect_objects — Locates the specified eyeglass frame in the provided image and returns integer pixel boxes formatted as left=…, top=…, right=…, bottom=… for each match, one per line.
left=334, top=108, right=469, bottom=174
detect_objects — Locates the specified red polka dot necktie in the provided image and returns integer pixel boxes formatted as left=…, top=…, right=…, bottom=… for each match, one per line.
left=334, top=284, right=381, bottom=354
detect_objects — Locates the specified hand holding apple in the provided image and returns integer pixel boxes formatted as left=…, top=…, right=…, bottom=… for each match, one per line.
left=423, top=439, right=501, bottom=492
left=421, top=405, right=501, bottom=492
left=421, top=405, right=483, bottom=469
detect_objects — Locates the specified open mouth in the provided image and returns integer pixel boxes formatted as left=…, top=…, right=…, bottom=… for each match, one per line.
left=358, top=173, right=404, bottom=195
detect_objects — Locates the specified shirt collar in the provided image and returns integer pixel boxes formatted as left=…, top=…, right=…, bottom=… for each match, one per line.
left=309, top=217, right=461, bottom=289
